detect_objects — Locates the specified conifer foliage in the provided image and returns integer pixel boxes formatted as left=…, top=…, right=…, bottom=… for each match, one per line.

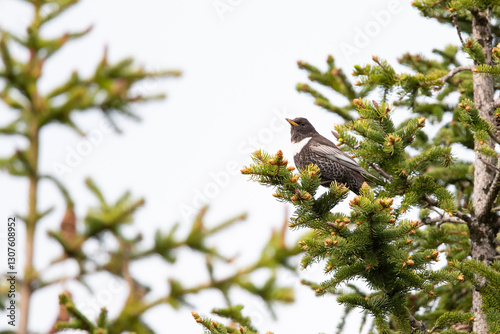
left=0, top=1, right=300, bottom=333
left=238, top=2, right=500, bottom=333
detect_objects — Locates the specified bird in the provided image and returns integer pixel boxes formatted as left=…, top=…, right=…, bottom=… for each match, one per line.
left=286, top=117, right=372, bottom=195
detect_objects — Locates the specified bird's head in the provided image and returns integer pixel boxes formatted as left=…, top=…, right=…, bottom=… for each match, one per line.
left=286, top=117, right=317, bottom=142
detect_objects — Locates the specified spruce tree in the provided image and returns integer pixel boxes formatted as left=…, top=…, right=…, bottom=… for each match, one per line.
left=0, top=1, right=300, bottom=333
left=237, top=2, right=500, bottom=334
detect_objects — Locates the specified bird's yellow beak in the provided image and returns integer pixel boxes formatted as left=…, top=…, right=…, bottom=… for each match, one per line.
left=286, top=118, right=298, bottom=126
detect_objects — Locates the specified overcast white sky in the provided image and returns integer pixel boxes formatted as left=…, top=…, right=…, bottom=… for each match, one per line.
left=0, top=1, right=468, bottom=333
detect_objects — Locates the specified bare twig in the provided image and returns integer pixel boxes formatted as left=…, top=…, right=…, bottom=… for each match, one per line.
left=422, top=194, right=471, bottom=224
left=477, top=155, right=500, bottom=171
left=367, top=162, right=393, bottom=181
left=424, top=215, right=468, bottom=226
left=440, top=65, right=474, bottom=83
left=452, top=13, right=465, bottom=46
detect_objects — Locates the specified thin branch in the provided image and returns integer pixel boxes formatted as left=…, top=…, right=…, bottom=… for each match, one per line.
left=452, top=13, right=465, bottom=46
left=422, top=194, right=471, bottom=224
left=367, top=162, right=392, bottom=181
left=425, top=215, right=468, bottom=226
left=440, top=65, right=474, bottom=83
left=142, top=265, right=258, bottom=314
left=477, top=155, right=500, bottom=171
left=449, top=209, right=471, bottom=224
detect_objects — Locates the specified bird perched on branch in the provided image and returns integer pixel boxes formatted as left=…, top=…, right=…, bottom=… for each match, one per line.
left=286, top=117, right=372, bottom=195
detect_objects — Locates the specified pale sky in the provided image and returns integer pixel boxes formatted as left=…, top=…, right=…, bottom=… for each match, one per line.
left=0, top=1, right=466, bottom=333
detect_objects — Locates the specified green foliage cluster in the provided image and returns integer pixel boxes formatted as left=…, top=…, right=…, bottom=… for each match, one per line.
left=50, top=187, right=299, bottom=334
left=192, top=305, right=263, bottom=334
left=241, top=149, right=469, bottom=333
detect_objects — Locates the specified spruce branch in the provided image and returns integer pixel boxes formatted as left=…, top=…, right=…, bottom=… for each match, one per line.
left=243, top=149, right=457, bottom=332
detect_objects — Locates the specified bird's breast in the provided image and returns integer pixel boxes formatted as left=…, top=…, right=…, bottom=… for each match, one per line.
left=291, top=137, right=311, bottom=157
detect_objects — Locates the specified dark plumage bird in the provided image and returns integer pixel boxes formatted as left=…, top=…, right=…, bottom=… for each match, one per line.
left=286, top=117, right=371, bottom=195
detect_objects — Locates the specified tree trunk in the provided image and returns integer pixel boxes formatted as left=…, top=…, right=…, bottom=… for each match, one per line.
left=19, top=119, right=39, bottom=334
left=471, top=8, right=498, bottom=334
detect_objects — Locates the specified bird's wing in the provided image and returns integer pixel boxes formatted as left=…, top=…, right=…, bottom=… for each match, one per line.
left=310, top=137, right=370, bottom=176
